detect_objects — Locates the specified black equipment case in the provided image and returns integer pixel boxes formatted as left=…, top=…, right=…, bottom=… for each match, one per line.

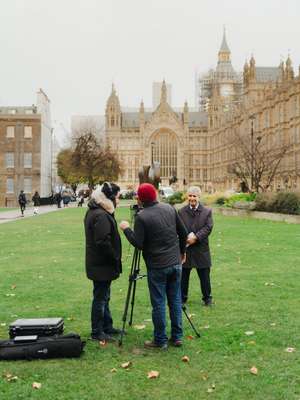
left=0, top=333, right=85, bottom=360
left=9, top=318, right=64, bottom=338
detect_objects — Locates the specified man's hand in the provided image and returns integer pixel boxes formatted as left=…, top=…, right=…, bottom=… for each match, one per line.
left=186, top=232, right=197, bottom=245
left=181, top=253, right=186, bottom=264
left=119, top=220, right=130, bottom=231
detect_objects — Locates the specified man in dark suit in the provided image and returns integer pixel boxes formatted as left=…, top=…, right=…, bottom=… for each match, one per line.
left=178, top=186, right=213, bottom=306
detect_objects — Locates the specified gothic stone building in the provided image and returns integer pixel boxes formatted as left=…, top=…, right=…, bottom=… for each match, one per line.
left=106, top=82, right=208, bottom=190
left=105, top=32, right=300, bottom=192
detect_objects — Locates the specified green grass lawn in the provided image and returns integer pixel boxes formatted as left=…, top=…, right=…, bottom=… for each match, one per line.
left=0, top=207, right=299, bottom=400
left=0, top=209, right=17, bottom=213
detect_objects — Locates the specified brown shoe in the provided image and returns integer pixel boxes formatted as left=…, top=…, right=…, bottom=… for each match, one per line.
left=144, top=340, right=168, bottom=350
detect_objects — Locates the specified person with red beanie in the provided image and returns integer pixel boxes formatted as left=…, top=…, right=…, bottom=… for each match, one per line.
left=120, top=183, right=187, bottom=349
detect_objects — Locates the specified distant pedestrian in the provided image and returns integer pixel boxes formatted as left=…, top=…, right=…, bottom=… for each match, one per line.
left=78, top=194, right=84, bottom=207
left=18, top=190, right=27, bottom=217
left=54, top=192, right=62, bottom=208
left=32, top=191, right=41, bottom=215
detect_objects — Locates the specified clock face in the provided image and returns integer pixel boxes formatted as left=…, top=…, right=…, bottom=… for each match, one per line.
left=220, top=84, right=233, bottom=97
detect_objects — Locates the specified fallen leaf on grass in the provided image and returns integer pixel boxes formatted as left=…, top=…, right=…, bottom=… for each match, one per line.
left=207, top=384, right=216, bottom=393
left=3, top=373, right=18, bottom=382
left=203, top=325, right=210, bottom=329
left=144, top=319, right=152, bottom=322
left=147, top=370, right=159, bottom=379
left=245, top=331, right=255, bottom=336
left=133, top=324, right=146, bottom=330
left=99, top=341, right=107, bottom=347
left=182, top=355, right=190, bottom=363
left=32, top=382, right=42, bottom=389
left=187, top=335, right=194, bottom=340
left=11, top=285, right=16, bottom=290
left=132, top=347, right=144, bottom=355
left=270, top=322, right=276, bottom=327
left=0, top=323, right=6, bottom=327
left=285, top=347, right=295, bottom=353
left=202, top=373, right=208, bottom=381
left=247, top=341, right=256, bottom=345
left=121, top=361, right=132, bottom=369
left=188, top=313, right=196, bottom=319
left=67, top=317, right=75, bottom=321
left=250, top=366, right=258, bottom=375
left=110, top=368, right=117, bottom=373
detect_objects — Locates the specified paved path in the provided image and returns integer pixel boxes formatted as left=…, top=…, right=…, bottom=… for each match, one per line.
left=0, top=201, right=134, bottom=225
left=0, top=204, right=75, bottom=224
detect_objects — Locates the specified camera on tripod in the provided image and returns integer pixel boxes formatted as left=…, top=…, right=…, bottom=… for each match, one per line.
left=118, top=162, right=200, bottom=346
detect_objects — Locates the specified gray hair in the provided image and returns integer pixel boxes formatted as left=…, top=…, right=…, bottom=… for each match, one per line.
left=187, top=186, right=201, bottom=196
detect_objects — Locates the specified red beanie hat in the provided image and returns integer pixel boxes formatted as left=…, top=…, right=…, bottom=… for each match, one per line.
left=137, top=183, right=157, bottom=203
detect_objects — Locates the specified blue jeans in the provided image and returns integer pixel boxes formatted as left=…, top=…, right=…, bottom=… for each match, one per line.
left=91, top=280, right=113, bottom=336
left=147, top=264, right=183, bottom=346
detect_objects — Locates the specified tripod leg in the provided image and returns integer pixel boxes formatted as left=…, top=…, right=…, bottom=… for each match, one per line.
left=119, top=278, right=134, bottom=346
left=129, top=250, right=141, bottom=326
left=119, top=249, right=141, bottom=346
left=182, top=305, right=201, bottom=338
left=129, top=278, right=137, bottom=326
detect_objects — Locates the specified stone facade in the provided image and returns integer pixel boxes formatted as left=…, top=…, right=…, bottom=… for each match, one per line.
left=105, top=82, right=208, bottom=190
left=105, top=31, right=300, bottom=192
left=0, top=90, right=53, bottom=207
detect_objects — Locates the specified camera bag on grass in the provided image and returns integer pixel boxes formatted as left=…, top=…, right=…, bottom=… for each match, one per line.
left=0, top=333, right=85, bottom=360
left=9, top=318, right=64, bottom=338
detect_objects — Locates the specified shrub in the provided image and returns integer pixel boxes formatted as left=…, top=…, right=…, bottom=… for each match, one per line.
left=255, top=192, right=300, bottom=215
left=272, top=192, right=300, bottom=215
left=254, top=192, right=276, bottom=212
left=167, top=191, right=185, bottom=205
left=215, top=196, right=226, bottom=205
left=224, top=192, right=256, bottom=207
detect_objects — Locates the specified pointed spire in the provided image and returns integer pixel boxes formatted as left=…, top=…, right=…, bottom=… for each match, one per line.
left=161, top=80, right=167, bottom=103
left=139, top=99, right=144, bottom=113
left=184, top=100, right=188, bottom=113
left=218, top=27, right=231, bottom=63
left=219, top=26, right=230, bottom=53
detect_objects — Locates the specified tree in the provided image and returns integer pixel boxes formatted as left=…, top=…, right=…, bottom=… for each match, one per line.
left=228, top=131, right=291, bottom=192
left=71, top=131, right=122, bottom=190
left=57, top=148, right=81, bottom=193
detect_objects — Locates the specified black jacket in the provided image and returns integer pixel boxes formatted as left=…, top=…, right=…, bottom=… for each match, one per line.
left=178, top=204, right=213, bottom=269
left=124, top=201, right=187, bottom=269
left=32, top=194, right=41, bottom=206
left=84, top=199, right=122, bottom=281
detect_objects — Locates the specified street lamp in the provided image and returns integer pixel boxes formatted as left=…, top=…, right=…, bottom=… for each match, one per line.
left=249, top=114, right=255, bottom=191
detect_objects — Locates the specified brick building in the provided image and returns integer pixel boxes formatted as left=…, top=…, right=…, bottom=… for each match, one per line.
left=0, top=89, right=53, bottom=207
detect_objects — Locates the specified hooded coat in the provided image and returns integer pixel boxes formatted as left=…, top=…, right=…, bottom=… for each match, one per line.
left=84, top=193, right=122, bottom=281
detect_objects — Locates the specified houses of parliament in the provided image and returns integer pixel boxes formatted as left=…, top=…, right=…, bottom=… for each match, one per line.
left=105, top=31, right=300, bottom=192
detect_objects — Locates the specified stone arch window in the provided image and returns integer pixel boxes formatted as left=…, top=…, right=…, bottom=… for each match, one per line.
left=151, top=130, right=177, bottom=179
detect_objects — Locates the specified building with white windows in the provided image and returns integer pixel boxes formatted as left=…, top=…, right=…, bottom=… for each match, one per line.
left=0, top=89, right=53, bottom=207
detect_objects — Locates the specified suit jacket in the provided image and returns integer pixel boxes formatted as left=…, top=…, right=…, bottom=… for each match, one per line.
left=178, top=204, right=213, bottom=269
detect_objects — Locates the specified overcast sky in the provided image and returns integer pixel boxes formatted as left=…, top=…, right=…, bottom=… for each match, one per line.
left=1, top=0, right=300, bottom=144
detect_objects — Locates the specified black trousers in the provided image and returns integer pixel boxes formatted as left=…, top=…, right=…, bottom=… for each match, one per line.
left=91, top=280, right=113, bottom=336
left=181, top=267, right=212, bottom=303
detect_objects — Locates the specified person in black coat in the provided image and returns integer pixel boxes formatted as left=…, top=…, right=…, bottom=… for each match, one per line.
left=32, top=191, right=41, bottom=215
left=120, top=183, right=187, bottom=349
left=178, top=186, right=213, bottom=306
left=84, top=182, right=122, bottom=341
left=18, top=190, right=27, bottom=217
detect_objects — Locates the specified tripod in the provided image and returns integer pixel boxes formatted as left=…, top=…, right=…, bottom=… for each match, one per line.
left=119, top=248, right=201, bottom=345
left=119, top=247, right=146, bottom=346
